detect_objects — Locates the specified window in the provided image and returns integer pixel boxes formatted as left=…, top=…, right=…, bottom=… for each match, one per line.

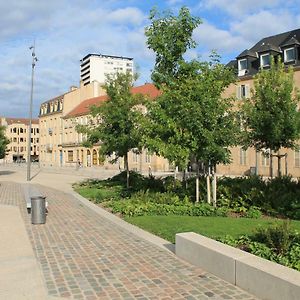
left=238, top=59, right=247, bottom=71
left=132, top=151, right=139, bottom=163
left=237, top=84, right=250, bottom=99
left=260, top=53, right=270, bottom=67
left=284, top=47, right=295, bottom=62
left=240, top=148, right=247, bottom=165
left=145, top=151, right=151, bottom=163
left=261, top=151, right=270, bottom=167
left=68, top=151, right=74, bottom=162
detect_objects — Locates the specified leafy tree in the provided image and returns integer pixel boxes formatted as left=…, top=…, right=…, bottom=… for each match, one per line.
left=0, top=125, right=9, bottom=159
left=145, top=6, right=202, bottom=88
left=144, top=7, right=238, bottom=203
left=77, top=73, right=146, bottom=188
left=242, top=57, right=300, bottom=176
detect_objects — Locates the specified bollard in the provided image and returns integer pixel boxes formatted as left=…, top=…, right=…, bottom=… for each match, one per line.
left=31, top=196, right=46, bottom=224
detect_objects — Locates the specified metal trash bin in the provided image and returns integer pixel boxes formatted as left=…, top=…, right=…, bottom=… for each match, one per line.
left=31, top=196, right=46, bottom=224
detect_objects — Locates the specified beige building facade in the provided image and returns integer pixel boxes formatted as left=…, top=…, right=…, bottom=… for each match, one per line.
left=39, top=81, right=106, bottom=167
left=0, top=117, right=39, bottom=163
left=61, top=83, right=170, bottom=172
left=217, top=28, right=300, bottom=177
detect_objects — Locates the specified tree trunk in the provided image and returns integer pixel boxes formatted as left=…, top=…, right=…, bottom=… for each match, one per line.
left=278, top=156, right=282, bottom=177
left=124, top=152, right=129, bottom=188
left=270, top=151, right=273, bottom=178
left=212, top=173, right=217, bottom=207
left=195, top=176, right=199, bottom=203
left=206, top=175, right=211, bottom=204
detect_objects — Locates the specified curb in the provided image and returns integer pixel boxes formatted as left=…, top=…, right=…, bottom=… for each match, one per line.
left=70, top=190, right=175, bottom=253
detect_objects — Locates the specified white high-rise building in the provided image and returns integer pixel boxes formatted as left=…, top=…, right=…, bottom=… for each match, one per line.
left=80, top=53, right=134, bottom=86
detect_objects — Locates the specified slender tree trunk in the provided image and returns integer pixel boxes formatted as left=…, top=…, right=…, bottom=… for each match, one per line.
left=195, top=176, right=199, bottom=203
left=278, top=156, right=282, bottom=177
left=212, top=172, right=217, bottom=207
left=124, top=152, right=129, bottom=188
left=195, top=163, right=200, bottom=203
left=270, top=151, right=273, bottom=178
left=206, top=175, right=211, bottom=204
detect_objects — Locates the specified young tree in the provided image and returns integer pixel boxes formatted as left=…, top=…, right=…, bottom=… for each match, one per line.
left=144, top=7, right=238, bottom=203
left=0, top=126, right=9, bottom=159
left=242, top=57, right=300, bottom=176
left=77, top=73, right=146, bottom=188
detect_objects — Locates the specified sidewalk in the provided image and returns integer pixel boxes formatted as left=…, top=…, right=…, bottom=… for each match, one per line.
left=0, top=205, right=48, bottom=299
left=0, top=167, right=258, bottom=299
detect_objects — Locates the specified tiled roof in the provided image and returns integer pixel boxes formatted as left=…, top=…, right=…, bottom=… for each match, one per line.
left=4, top=118, right=39, bottom=125
left=229, top=28, right=300, bottom=77
left=236, top=49, right=257, bottom=59
left=65, top=83, right=160, bottom=118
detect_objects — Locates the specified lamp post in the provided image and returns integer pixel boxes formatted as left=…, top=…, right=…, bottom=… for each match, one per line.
left=27, top=44, right=38, bottom=181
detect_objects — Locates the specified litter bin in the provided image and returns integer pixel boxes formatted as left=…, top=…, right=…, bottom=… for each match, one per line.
left=31, top=196, right=46, bottom=224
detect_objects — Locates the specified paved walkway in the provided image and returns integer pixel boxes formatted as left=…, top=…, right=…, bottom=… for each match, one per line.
left=0, top=168, right=258, bottom=300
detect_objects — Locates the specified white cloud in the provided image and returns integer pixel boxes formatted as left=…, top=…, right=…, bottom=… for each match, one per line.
left=194, top=22, right=248, bottom=55
left=0, top=2, right=151, bottom=117
left=200, top=0, right=283, bottom=17
left=230, top=10, right=300, bottom=42
left=108, top=7, right=145, bottom=25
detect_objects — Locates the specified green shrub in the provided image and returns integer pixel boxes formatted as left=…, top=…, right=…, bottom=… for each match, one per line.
left=245, top=206, right=262, bottom=219
left=252, top=221, right=294, bottom=255
left=219, top=232, right=300, bottom=271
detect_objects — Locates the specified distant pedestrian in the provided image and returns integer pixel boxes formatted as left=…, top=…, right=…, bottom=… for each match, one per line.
left=148, top=164, right=152, bottom=176
left=76, top=159, right=81, bottom=170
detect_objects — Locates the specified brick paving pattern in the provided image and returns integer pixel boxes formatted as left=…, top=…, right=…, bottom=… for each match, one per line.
left=0, top=181, right=258, bottom=300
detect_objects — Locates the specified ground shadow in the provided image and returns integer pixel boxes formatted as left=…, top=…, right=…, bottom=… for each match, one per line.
left=0, top=171, right=15, bottom=175
left=30, top=169, right=41, bottom=180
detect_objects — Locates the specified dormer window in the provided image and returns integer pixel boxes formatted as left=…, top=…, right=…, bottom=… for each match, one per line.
left=238, top=59, right=247, bottom=71
left=284, top=47, right=295, bottom=62
left=260, top=53, right=270, bottom=67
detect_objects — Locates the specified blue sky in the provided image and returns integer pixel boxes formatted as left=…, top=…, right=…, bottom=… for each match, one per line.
left=1, top=0, right=300, bottom=117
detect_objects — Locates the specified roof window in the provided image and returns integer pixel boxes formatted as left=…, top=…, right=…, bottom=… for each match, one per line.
left=260, top=53, right=270, bottom=68
left=238, top=58, right=248, bottom=76
left=284, top=47, right=295, bottom=63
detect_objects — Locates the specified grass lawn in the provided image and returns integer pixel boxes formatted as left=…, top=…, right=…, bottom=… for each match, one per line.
left=74, top=185, right=122, bottom=202
left=124, top=215, right=300, bottom=244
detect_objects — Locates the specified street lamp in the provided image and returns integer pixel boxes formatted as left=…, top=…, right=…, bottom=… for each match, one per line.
left=27, top=44, right=38, bottom=181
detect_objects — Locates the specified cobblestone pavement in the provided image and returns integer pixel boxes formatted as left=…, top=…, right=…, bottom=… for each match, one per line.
left=0, top=181, right=258, bottom=300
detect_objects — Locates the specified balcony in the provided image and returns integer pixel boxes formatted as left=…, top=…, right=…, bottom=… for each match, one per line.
left=46, top=144, right=53, bottom=152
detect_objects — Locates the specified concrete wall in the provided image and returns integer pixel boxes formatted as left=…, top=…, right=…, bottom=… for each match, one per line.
left=176, top=232, right=300, bottom=300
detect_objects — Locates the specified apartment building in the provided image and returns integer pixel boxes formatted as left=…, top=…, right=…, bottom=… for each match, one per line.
left=61, top=83, right=170, bottom=172
left=217, top=28, right=300, bottom=177
left=80, top=54, right=133, bottom=86
left=0, top=117, right=39, bottom=162
left=39, top=82, right=106, bottom=166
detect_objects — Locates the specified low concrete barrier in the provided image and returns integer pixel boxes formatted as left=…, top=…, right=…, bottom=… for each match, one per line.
left=175, top=232, right=300, bottom=300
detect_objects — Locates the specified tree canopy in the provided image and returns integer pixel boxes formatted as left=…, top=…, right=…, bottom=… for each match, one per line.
left=0, top=126, right=9, bottom=159
left=77, top=72, right=146, bottom=187
left=242, top=57, right=300, bottom=152
left=144, top=7, right=238, bottom=170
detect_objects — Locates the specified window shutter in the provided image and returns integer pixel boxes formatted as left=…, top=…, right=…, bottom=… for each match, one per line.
left=236, top=85, right=241, bottom=100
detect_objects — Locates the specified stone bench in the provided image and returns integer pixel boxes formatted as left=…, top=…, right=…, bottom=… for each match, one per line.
left=176, top=232, right=300, bottom=300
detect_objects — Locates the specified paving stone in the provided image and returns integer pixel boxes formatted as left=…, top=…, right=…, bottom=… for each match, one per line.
left=0, top=182, right=259, bottom=300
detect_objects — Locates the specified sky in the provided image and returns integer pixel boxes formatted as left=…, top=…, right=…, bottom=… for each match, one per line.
left=1, top=0, right=300, bottom=118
